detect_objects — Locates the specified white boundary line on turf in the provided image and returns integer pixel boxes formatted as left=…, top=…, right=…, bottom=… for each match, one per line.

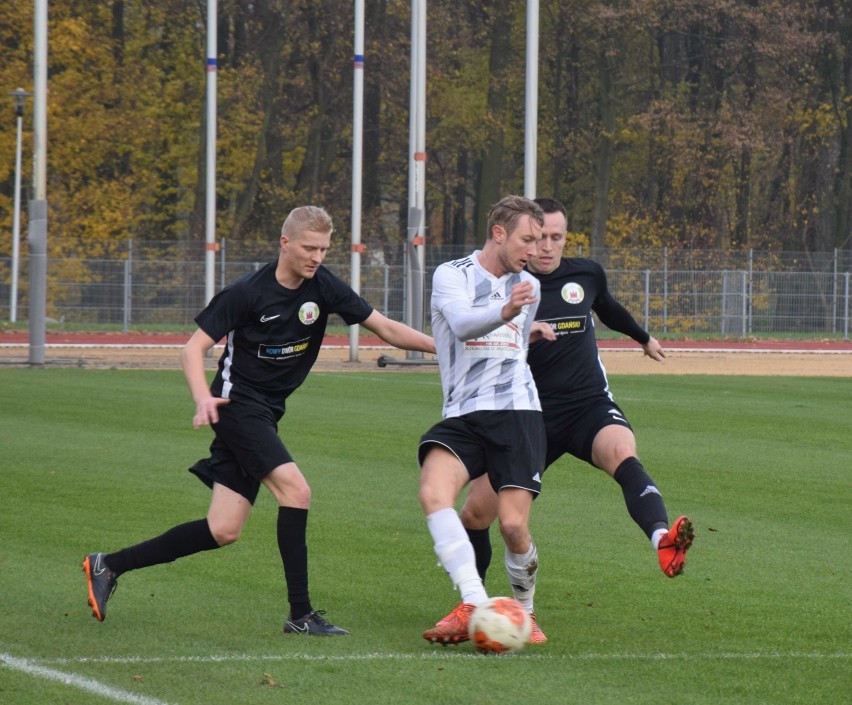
left=0, top=652, right=175, bottom=705
left=38, top=650, right=852, bottom=664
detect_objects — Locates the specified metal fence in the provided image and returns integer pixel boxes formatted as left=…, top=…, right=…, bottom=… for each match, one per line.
left=1, top=239, right=850, bottom=338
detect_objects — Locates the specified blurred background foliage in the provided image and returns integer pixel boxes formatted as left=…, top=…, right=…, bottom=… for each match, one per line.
left=1, top=0, right=850, bottom=260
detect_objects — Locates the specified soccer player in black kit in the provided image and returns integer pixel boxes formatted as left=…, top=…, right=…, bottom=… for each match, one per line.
left=83, top=205, right=435, bottom=635
left=429, top=197, right=694, bottom=645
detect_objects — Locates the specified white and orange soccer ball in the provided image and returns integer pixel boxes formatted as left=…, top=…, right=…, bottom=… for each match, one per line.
left=468, top=597, right=532, bottom=654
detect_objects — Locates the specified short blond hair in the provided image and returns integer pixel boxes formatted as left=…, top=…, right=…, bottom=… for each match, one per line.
left=281, top=205, right=334, bottom=239
left=486, top=196, right=543, bottom=239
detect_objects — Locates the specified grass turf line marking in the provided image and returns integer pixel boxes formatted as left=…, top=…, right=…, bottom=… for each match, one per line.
left=0, top=652, right=175, bottom=705
left=40, top=650, right=852, bottom=665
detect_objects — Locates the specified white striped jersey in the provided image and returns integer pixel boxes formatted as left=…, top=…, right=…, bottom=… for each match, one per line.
left=431, top=251, right=542, bottom=418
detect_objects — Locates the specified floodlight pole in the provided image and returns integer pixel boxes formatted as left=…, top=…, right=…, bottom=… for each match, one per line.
left=349, top=0, right=365, bottom=362
left=9, top=88, right=31, bottom=323
left=524, top=0, right=539, bottom=199
left=204, top=0, right=218, bottom=305
left=405, top=0, right=427, bottom=360
left=378, top=0, right=439, bottom=369
left=28, top=0, right=48, bottom=365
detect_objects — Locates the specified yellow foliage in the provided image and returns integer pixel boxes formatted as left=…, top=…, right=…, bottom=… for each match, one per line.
left=563, top=231, right=590, bottom=255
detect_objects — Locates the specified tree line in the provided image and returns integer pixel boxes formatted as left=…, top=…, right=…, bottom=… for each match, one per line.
left=1, top=0, right=850, bottom=263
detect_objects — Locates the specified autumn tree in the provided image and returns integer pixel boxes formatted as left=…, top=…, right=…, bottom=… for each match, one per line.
left=0, top=0, right=849, bottom=264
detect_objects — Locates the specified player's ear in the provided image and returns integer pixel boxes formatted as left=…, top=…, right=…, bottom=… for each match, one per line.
left=491, top=225, right=505, bottom=242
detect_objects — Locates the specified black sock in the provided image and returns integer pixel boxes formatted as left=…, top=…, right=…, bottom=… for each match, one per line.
left=104, top=519, right=219, bottom=576
left=613, top=457, right=669, bottom=540
left=466, top=527, right=492, bottom=584
left=278, top=506, right=311, bottom=619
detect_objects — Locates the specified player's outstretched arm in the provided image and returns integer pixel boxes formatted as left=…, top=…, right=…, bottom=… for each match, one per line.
left=641, top=335, right=666, bottom=362
left=361, top=310, right=435, bottom=354
left=181, top=328, right=230, bottom=428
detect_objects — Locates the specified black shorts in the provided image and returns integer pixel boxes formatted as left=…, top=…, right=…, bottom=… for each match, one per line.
left=188, top=398, right=293, bottom=504
left=418, top=410, right=545, bottom=495
left=543, top=397, right=632, bottom=468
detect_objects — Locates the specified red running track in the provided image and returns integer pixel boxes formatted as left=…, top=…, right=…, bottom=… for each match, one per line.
left=1, top=331, right=850, bottom=351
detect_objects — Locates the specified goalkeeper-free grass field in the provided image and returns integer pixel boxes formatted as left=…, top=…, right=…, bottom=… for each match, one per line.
left=0, top=368, right=849, bottom=705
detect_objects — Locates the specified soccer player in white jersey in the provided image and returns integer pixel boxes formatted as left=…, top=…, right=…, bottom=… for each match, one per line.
left=459, top=197, right=693, bottom=592
left=429, top=197, right=694, bottom=646
left=419, top=195, right=550, bottom=646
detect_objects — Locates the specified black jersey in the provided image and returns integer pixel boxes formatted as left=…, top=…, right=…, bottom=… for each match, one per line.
left=528, top=258, right=649, bottom=410
left=195, top=261, right=372, bottom=412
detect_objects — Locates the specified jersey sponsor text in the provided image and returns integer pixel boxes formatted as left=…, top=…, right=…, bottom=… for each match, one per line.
left=258, top=338, right=311, bottom=360
left=543, top=315, right=587, bottom=336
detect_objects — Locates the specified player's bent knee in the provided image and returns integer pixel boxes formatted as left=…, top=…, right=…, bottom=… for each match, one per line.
left=460, top=502, right=494, bottom=530
left=209, top=524, right=242, bottom=546
left=283, top=485, right=311, bottom=508
left=265, top=477, right=311, bottom=508
left=497, top=519, right=530, bottom=553
left=419, top=486, right=450, bottom=515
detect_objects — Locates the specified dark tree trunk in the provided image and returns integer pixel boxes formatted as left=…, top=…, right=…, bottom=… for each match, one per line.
left=590, top=38, right=616, bottom=251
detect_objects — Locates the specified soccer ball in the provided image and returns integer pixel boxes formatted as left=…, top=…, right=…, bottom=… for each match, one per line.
left=468, top=597, right=532, bottom=654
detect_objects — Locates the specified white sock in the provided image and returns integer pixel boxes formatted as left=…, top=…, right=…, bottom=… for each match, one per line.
left=651, top=528, right=668, bottom=550
left=505, top=542, right=538, bottom=612
left=427, top=508, right=488, bottom=605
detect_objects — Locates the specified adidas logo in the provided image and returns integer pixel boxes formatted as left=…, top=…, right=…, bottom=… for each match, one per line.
left=532, top=473, right=541, bottom=483
left=490, top=291, right=503, bottom=300
left=639, top=485, right=662, bottom=498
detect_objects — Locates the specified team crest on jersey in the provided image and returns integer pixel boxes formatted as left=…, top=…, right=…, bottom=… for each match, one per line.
left=299, top=302, right=320, bottom=325
left=561, top=282, right=584, bottom=304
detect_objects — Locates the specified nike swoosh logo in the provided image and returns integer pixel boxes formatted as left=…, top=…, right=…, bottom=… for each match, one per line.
left=93, top=555, right=106, bottom=576
left=286, top=620, right=310, bottom=634
left=260, top=314, right=281, bottom=323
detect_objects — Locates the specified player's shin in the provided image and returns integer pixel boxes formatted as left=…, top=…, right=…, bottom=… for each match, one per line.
left=614, top=456, right=669, bottom=539
left=504, top=542, right=538, bottom=612
left=465, top=526, right=493, bottom=584
left=428, top=507, right=488, bottom=604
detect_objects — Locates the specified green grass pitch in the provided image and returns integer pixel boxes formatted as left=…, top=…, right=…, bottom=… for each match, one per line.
left=0, top=368, right=849, bottom=704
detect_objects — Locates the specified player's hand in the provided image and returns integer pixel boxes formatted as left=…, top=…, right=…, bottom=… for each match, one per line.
left=503, top=281, right=537, bottom=320
left=642, top=336, right=665, bottom=362
left=530, top=321, right=556, bottom=343
left=193, top=396, right=231, bottom=428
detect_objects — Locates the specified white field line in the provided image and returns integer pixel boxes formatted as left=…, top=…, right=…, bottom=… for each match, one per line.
left=0, top=652, right=175, bottom=705
left=34, top=650, right=852, bottom=665
left=5, top=649, right=846, bottom=703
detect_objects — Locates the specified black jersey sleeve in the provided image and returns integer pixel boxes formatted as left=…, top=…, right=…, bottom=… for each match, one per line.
left=194, top=276, right=256, bottom=343
left=591, top=265, right=650, bottom=344
left=318, top=267, right=374, bottom=325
